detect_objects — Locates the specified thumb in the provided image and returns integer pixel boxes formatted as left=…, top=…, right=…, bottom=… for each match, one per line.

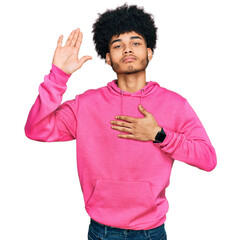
left=78, top=55, right=92, bottom=68
left=138, top=105, right=149, bottom=116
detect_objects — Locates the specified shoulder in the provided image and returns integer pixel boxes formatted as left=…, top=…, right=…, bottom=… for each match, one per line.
left=156, top=85, right=187, bottom=104
left=75, top=85, right=106, bottom=101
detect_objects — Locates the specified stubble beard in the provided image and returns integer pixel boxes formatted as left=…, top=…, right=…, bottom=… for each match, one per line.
left=110, top=57, right=149, bottom=75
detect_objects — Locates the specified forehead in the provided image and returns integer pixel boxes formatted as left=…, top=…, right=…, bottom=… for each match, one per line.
left=110, top=31, right=145, bottom=42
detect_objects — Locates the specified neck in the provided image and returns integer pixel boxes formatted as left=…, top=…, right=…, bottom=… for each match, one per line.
left=116, top=70, right=147, bottom=93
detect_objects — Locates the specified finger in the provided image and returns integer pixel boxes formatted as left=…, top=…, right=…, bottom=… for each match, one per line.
left=78, top=56, right=92, bottom=68
left=76, top=31, right=83, bottom=51
left=71, top=28, right=80, bottom=47
left=117, top=133, right=135, bottom=139
left=57, top=35, right=63, bottom=48
left=115, top=115, right=137, bottom=122
left=111, top=120, right=132, bottom=128
left=139, top=105, right=150, bottom=115
left=65, top=29, right=76, bottom=47
left=111, top=125, right=132, bottom=132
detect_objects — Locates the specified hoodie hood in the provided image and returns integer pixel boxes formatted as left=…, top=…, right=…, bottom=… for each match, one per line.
left=107, top=79, right=160, bottom=118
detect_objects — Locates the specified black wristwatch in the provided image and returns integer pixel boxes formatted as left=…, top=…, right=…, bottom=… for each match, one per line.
left=153, top=128, right=166, bottom=143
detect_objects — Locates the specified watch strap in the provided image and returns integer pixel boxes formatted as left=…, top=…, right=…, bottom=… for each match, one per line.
left=153, top=128, right=166, bottom=143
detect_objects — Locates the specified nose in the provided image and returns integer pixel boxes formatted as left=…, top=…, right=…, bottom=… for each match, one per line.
left=123, top=46, right=133, bottom=54
left=124, top=49, right=132, bottom=54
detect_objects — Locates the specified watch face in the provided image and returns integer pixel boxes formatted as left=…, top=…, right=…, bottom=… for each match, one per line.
left=155, top=129, right=166, bottom=143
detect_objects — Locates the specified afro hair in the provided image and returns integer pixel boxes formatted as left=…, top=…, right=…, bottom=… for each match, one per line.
left=92, top=4, right=158, bottom=59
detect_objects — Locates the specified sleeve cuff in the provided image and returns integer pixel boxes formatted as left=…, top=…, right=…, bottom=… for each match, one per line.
left=49, top=64, right=72, bottom=86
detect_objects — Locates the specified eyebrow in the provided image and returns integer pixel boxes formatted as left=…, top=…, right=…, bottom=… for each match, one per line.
left=110, top=36, right=143, bottom=45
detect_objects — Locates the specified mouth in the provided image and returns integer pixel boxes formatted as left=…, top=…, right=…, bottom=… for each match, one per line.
left=122, top=56, right=137, bottom=63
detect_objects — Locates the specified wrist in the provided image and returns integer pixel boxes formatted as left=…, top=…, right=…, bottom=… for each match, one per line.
left=52, top=63, right=71, bottom=75
left=151, top=126, right=162, bottom=141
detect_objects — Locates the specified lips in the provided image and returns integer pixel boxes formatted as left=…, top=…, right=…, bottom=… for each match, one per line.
left=122, top=56, right=137, bottom=63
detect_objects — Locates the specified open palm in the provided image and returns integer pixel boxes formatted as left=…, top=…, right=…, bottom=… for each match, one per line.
left=52, top=28, right=92, bottom=75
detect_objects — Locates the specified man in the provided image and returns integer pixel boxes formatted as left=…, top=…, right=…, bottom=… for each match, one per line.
left=25, top=4, right=217, bottom=240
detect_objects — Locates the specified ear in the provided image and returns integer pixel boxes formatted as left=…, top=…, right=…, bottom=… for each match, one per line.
left=106, top=53, right=111, bottom=65
left=147, top=48, right=153, bottom=61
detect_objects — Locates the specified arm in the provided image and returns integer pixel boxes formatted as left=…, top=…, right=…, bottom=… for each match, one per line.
left=24, top=28, right=92, bottom=142
left=110, top=102, right=217, bottom=172
left=24, top=64, right=77, bottom=142
left=153, top=99, right=217, bottom=172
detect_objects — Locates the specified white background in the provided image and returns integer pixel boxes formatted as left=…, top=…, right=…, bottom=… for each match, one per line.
left=0, top=0, right=240, bottom=239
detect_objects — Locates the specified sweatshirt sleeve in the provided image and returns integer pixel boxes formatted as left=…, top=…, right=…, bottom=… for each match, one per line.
left=24, top=64, right=78, bottom=142
left=153, top=99, right=217, bottom=172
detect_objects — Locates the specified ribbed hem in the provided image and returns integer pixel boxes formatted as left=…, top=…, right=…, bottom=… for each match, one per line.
left=86, top=206, right=166, bottom=230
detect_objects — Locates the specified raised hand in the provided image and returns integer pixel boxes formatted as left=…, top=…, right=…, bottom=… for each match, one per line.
left=52, top=28, right=92, bottom=75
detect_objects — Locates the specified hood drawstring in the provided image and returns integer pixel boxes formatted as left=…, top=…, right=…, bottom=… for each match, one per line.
left=119, top=88, right=144, bottom=134
left=120, top=88, right=144, bottom=117
left=120, top=90, right=124, bottom=135
left=120, top=90, right=124, bottom=117
left=137, top=89, right=144, bottom=118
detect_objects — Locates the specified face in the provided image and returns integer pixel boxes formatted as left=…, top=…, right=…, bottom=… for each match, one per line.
left=106, top=31, right=153, bottom=74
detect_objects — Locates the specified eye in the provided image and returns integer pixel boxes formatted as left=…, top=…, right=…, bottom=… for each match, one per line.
left=114, top=45, right=121, bottom=49
left=133, top=42, right=140, bottom=46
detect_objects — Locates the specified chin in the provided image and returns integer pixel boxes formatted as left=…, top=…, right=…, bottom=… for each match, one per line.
left=124, top=69, right=141, bottom=74
left=124, top=65, right=147, bottom=74
left=111, top=62, right=148, bottom=75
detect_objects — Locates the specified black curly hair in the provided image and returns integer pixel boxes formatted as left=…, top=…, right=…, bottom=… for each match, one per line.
left=92, top=4, right=158, bottom=59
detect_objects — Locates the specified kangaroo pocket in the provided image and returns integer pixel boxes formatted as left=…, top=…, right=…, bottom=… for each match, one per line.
left=85, top=179, right=158, bottom=228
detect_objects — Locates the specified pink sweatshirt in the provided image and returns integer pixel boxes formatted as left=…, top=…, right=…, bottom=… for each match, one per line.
left=25, top=64, right=217, bottom=230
